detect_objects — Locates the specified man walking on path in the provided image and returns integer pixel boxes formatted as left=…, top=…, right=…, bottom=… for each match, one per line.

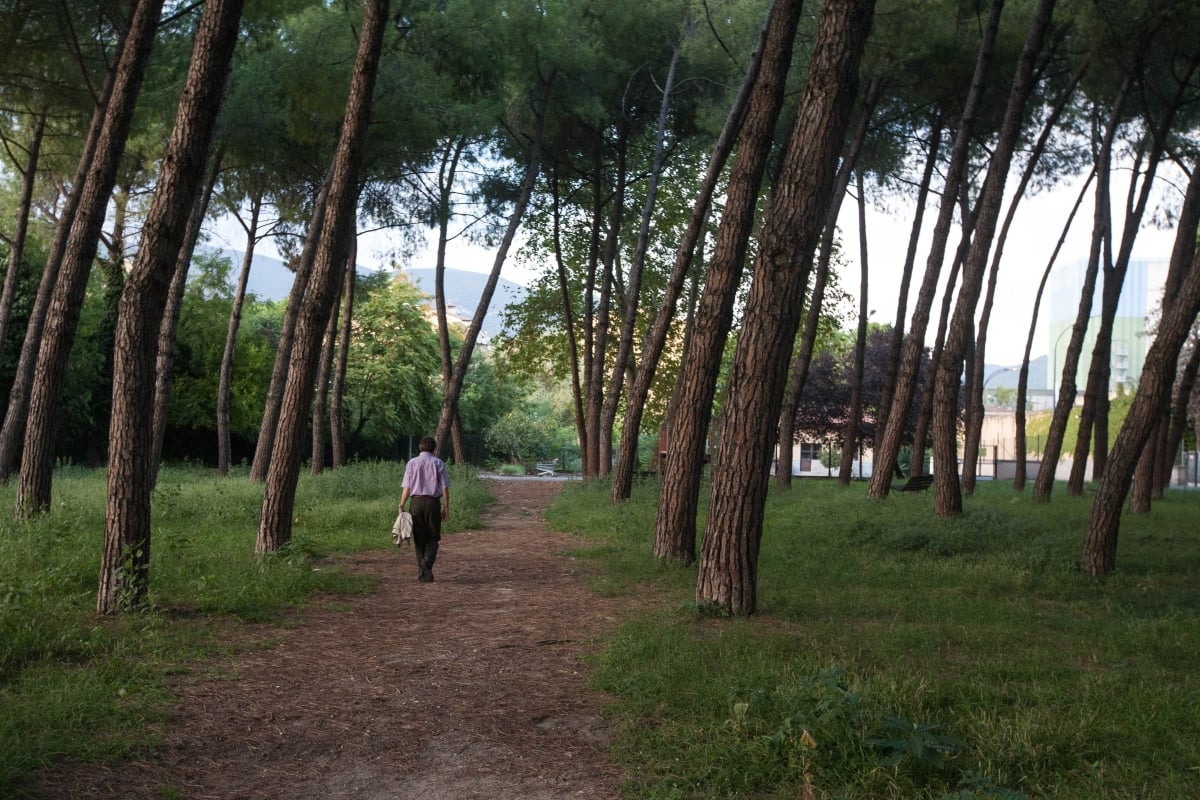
left=399, top=436, right=451, bottom=582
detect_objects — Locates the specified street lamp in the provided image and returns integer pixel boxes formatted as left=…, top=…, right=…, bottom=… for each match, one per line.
left=1049, top=324, right=1072, bottom=405
left=982, top=366, right=1017, bottom=408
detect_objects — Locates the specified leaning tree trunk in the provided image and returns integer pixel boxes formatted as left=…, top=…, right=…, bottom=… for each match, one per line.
left=432, top=137, right=466, bottom=459
left=697, top=0, right=875, bottom=615
left=217, top=190, right=261, bottom=476
left=779, top=78, right=879, bottom=490
left=0, top=68, right=113, bottom=483
left=1033, top=83, right=1130, bottom=501
left=600, top=33, right=683, bottom=483
left=1015, top=168, right=1095, bottom=491
left=550, top=173, right=588, bottom=471
left=589, top=129, right=624, bottom=478
left=250, top=174, right=331, bottom=482
left=867, top=0, right=1002, bottom=499
left=258, top=0, right=388, bottom=552
left=329, top=237, right=356, bottom=469
left=838, top=170, right=871, bottom=485
left=872, top=115, right=943, bottom=477
left=1069, top=54, right=1199, bottom=494
left=150, top=148, right=223, bottom=488
left=653, top=0, right=805, bottom=564
left=311, top=255, right=346, bottom=475
left=16, top=0, right=164, bottom=518
left=611, top=9, right=769, bottom=502
left=0, top=109, right=46, bottom=359
left=99, top=0, right=243, bottom=614
left=434, top=79, right=550, bottom=458
left=964, top=59, right=1081, bottom=496
left=932, top=0, right=1056, bottom=518
left=1084, top=228, right=1200, bottom=575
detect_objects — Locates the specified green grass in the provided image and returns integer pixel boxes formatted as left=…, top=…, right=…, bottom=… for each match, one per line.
left=547, top=477, right=1200, bottom=800
left=0, top=461, right=489, bottom=797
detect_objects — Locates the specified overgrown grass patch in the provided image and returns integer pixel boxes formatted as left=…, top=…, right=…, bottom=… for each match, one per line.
left=0, top=461, right=487, bottom=796
left=549, top=478, right=1200, bottom=799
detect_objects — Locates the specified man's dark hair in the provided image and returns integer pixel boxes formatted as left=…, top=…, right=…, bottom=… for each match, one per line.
left=419, top=436, right=438, bottom=453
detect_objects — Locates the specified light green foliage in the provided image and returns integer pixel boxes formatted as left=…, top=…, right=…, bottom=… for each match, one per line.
left=342, top=272, right=441, bottom=451
left=169, top=253, right=276, bottom=438
left=485, top=408, right=556, bottom=463
left=549, top=479, right=1200, bottom=799
left=0, top=462, right=489, bottom=792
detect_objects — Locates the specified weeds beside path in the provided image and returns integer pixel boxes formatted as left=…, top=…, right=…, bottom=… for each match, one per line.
left=37, top=479, right=628, bottom=800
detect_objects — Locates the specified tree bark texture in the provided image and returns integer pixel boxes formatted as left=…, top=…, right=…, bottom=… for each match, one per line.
left=867, top=0, right=1002, bottom=499
left=696, top=0, right=875, bottom=615
left=1034, top=85, right=1129, bottom=501
left=652, top=0, right=804, bottom=564
left=611, top=9, right=769, bottom=502
left=150, top=147, right=223, bottom=488
left=311, top=257, right=345, bottom=475
left=99, top=0, right=243, bottom=614
left=250, top=174, right=330, bottom=482
left=931, top=0, right=1056, bottom=517
left=963, top=59, right=1079, bottom=496
left=873, top=112, right=943, bottom=468
left=330, top=237, right=356, bottom=469
left=16, top=0, right=164, bottom=517
left=258, top=0, right=388, bottom=553
left=1084, top=236, right=1200, bottom=575
left=0, top=63, right=114, bottom=484
left=218, top=192, right=261, bottom=475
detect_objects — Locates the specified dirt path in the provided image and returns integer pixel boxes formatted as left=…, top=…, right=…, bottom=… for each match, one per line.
left=38, top=479, right=631, bottom=800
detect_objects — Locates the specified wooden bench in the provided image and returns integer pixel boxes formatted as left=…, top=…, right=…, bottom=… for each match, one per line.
left=894, top=473, right=934, bottom=493
left=535, top=460, right=557, bottom=477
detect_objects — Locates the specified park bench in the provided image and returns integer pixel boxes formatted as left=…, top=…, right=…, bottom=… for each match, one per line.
left=536, top=460, right=558, bottom=477
left=894, top=473, right=934, bottom=493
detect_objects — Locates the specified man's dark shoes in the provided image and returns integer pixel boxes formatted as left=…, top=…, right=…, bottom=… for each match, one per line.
left=418, top=567, right=434, bottom=582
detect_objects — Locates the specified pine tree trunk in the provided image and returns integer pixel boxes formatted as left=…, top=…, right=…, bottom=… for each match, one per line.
left=0, top=109, right=46, bottom=360
left=1015, top=168, right=1095, bottom=491
left=591, top=130, right=624, bottom=478
left=1084, top=242, right=1200, bottom=575
left=330, top=238, right=356, bottom=469
left=99, top=0, right=243, bottom=614
left=434, top=81, right=549, bottom=459
left=0, top=68, right=114, bottom=483
left=873, top=113, right=943, bottom=459
left=151, top=148, right=223, bottom=487
left=218, top=191, right=260, bottom=476
left=653, top=0, right=804, bottom=564
left=258, top=0, right=388, bottom=552
left=311, top=258, right=345, bottom=475
left=17, top=0, right=165, bottom=517
left=550, top=173, right=588, bottom=472
left=867, top=0, right=1002, bottom=499
left=600, top=37, right=681, bottom=486
left=838, top=171, right=870, bottom=485
left=250, top=175, right=331, bottom=482
left=611, top=12, right=769, bottom=502
left=932, top=0, right=1056, bottom=517
left=697, top=0, right=875, bottom=615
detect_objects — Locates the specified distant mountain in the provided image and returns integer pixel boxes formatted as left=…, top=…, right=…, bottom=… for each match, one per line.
left=403, top=268, right=527, bottom=338
left=207, top=249, right=527, bottom=338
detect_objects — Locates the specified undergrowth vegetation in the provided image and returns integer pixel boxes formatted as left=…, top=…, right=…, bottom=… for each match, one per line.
left=0, top=461, right=488, bottom=797
left=546, top=478, right=1200, bottom=800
